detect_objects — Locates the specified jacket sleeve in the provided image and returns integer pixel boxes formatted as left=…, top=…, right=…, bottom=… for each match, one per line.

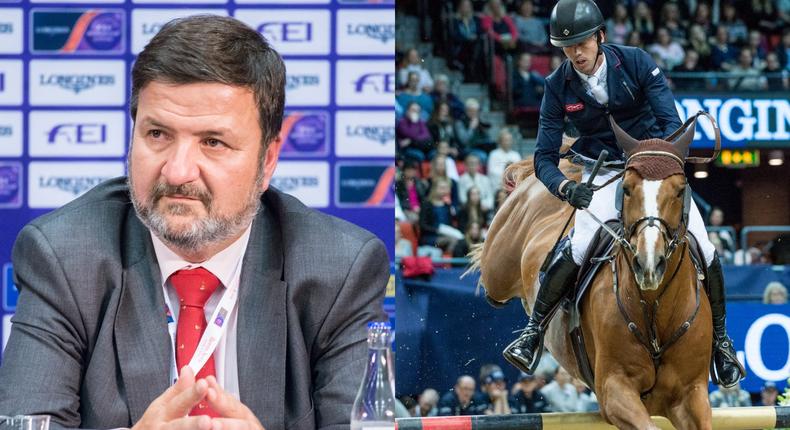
left=534, top=79, right=568, bottom=198
left=636, top=49, right=682, bottom=138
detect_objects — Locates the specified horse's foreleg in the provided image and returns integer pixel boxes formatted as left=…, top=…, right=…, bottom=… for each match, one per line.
left=665, top=382, right=712, bottom=430
left=598, top=376, right=660, bottom=430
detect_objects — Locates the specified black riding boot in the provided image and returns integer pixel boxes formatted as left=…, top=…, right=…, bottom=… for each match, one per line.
left=503, top=240, right=579, bottom=374
left=707, top=253, right=746, bottom=387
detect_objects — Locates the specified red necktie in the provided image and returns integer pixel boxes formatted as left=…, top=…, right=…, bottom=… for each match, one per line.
left=170, top=267, right=221, bottom=417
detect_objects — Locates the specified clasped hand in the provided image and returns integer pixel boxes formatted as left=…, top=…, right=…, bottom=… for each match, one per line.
left=132, top=367, right=265, bottom=430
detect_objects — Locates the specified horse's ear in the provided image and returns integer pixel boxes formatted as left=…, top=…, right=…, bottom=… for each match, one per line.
left=672, top=120, right=695, bottom=158
left=608, top=115, right=639, bottom=157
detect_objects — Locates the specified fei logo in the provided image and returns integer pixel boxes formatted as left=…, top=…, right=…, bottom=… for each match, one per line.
left=234, top=9, right=329, bottom=55
left=336, top=9, right=395, bottom=55
left=279, top=111, right=329, bottom=157
left=335, top=162, right=395, bottom=208
left=0, top=161, right=22, bottom=209
left=31, top=9, right=125, bottom=54
left=0, top=111, right=23, bottom=157
left=284, top=60, right=329, bottom=107
left=131, top=9, right=229, bottom=54
left=29, top=110, right=125, bottom=157
left=0, top=8, right=23, bottom=54
left=30, top=60, right=125, bottom=106
left=335, top=61, right=395, bottom=106
left=271, top=161, right=329, bottom=208
left=28, top=161, right=124, bottom=208
left=335, top=110, right=394, bottom=157
left=0, top=60, right=23, bottom=106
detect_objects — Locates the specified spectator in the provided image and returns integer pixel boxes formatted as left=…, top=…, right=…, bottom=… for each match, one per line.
left=487, top=129, right=522, bottom=189
left=711, top=25, right=738, bottom=71
left=709, top=382, right=752, bottom=408
left=779, top=28, right=790, bottom=72
left=476, top=368, right=512, bottom=415
left=455, top=98, right=495, bottom=160
left=511, top=372, right=548, bottom=414
left=729, top=49, right=767, bottom=90
left=397, top=71, right=434, bottom=120
left=419, top=178, right=461, bottom=253
left=765, top=52, right=789, bottom=90
left=763, top=282, right=788, bottom=305
left=458, top=154, right=495, bottom=211
left=720, top=2, right=748, bottom=44
left=428, top=102, right=461, bottom=154
left=605, top=3, right=633, bottom=45
left=648, top=27, right=685, bottom=71
left=397, top=102, right=434, bottom=161
left=707, top=206, right=736, bottom=260
left=458, top=186, right=489, bottom=232
left=417, top=388, right=440, bottom=417
left=450, top=0, right=485, bottom=82
left=398, top=48, right=434, bottom=92
left=759, top=382, right=780, bottom=406
left=687, top=24, right=713, bottom=70
left=431, top=74, right=466, bottom=120
left=435, top=143, right=461, bottom=179
left=549, top=54, right=564, bottom=72
left=672, top=50, right=705, bottom=91
left=747, top=0, right=781, bottom=35
left=512, top=53, right=546, bottom=111
left=493, top=188, right=509, bottom=217
left=633, top=1, right=656, bottom=44
left=453, top=221, right=484, bottom=258
left=572, top=379, right=599, bottom=412
left=395, top=221, right=414, bottom=258
left=691, top=2, right=713, bottom=38
left=540, top=367, right=579, bottom=412
left=437, top=375, right=485, bottom=416
left=427, top=154, right=461, bottom=207
left=396, top=159, right=429, bottom=222
left=746, top=30, right=768, bottom=69
left=480, top=0, right=519, bottom=57
left=512, top=0, right=548, bottom=52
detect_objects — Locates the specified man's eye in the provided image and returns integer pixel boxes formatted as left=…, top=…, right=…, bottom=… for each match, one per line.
left=148, top=130, right=162, bottom=138
left=206, top=139, right=224, bottom=148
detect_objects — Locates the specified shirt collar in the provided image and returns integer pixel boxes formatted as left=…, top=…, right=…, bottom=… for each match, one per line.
left=151, top=224, right=254, bottom=289
left=574, top=53, right=607, bottom=84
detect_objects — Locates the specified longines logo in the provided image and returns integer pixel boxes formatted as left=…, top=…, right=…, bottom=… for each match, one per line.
left=270, top=176, right=319, bottom=192
left=39, top=176, right=107, bottom=195
left=286, top=74, right=319, bottom=91
left=346, top=125, right=395, bottom=145
left=346, top=23, right=395, bottom=43
left=39, top=74, right=115, bottom=94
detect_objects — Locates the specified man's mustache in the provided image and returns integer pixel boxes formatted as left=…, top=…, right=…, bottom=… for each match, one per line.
left=151, top=182, right=211, bottom=209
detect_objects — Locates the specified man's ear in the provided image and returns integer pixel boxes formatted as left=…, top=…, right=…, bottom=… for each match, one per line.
left=260, top=135, right=284, bottom=192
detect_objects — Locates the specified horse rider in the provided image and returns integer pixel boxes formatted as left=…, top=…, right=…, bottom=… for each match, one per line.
left=501, top=0, right=745, bottom=388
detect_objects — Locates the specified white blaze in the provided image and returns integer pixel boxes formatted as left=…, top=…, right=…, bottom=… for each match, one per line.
left=642, top=180, right=663, bottom=270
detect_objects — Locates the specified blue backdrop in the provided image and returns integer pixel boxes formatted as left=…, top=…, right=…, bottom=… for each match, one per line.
left=0, top=0, right=395, bottom=355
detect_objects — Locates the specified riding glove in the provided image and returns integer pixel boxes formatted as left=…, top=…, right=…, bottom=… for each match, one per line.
left=562, top=181, right=593, bottom=209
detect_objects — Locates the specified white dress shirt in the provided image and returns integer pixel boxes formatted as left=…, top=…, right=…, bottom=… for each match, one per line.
left=574, top=54, right=608, bottom=105
left=150, top=225, right=253, bottom=399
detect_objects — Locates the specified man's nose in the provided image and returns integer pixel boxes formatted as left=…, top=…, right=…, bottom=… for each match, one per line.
left=161, top=143, right=200, bottom=185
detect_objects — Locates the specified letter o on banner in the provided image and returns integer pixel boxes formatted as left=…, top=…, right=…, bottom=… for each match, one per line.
left=744, top=313, right=790, bottom=381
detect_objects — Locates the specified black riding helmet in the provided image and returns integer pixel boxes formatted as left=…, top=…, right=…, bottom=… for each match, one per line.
left=549, top=0, right=604, bottom=47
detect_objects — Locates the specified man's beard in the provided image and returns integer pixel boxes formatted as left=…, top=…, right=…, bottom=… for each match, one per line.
left=129, top=166, right=265, bottom=255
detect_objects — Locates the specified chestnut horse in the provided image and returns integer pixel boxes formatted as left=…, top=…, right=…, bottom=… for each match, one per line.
left=469, top=118, right=717, bottom=429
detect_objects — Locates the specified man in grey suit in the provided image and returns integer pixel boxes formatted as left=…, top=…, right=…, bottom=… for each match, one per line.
left=0, top=15, right=389, bottom=430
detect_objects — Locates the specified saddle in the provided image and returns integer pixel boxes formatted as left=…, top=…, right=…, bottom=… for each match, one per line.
left=559, top=221, right=706, bottom=391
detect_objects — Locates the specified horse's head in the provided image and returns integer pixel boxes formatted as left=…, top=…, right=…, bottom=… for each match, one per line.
left=611, top=118, right=694, bottom=291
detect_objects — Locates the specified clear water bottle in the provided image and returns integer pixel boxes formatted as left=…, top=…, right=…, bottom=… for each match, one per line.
left=350, top=321, right=396, bottom=430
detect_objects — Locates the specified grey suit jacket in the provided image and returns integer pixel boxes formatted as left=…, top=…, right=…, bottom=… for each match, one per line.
left=0, top=177, right=389, bottom=430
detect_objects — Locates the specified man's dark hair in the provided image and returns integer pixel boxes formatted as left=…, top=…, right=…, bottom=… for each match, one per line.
left=130, top=15, right=286, bottom=149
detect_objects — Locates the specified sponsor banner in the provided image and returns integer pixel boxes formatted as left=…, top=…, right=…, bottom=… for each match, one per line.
left=0, top=111, right=23, bottom=157
left=234, top=9, right=329, bottom=56
left=0, top=162, right=22, bottom=209
left=132, top=0, right=227, bottom=4
left=284, top=60, right=330, bottom=107
left=31, top=9, right=125, bottom=54
left=335, top=110, right=394, bottom=157
left=279, top=111, right=329, bottom=157
left=675, top=96, right=790, bottom=148
left=335, top=60, right=394, bottom=106
left=29, top=110, right=126, bottom=157
left=28, top=161, right=124, bottom=208
left=0, top=60, right=23, bottom=106
left=335, top=9, right=394, bottom=55
left=271, top=161, right=329, bottom=208
left=0, top=8, right=23, bottom=54
left=338, top=0, right=395, bottom=4
left=29, top=59, right=125, bottom=106
left=236, top=0, right=329, bottom=3
left=31, top=0, right=124, bottom=3
left=131, top=8, right=229, bottom=54
left=2, top=263, right=15, bottom=312
left=335, top=162, right=395, bottom=207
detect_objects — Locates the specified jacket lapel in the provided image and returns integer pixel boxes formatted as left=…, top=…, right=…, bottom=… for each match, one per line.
left=563, top=61, right=601, bottom=108
left=236, top=200, right=287, bottom=429
left=604, top=46, right=628, bottom=109
left=115, top=213, right=171, bottom=424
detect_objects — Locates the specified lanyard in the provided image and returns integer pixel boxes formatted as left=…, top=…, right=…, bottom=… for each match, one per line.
left=163, top=256, right=244, bottom=384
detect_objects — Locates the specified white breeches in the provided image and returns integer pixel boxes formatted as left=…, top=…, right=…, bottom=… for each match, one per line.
left=569, top=165, right=716, bottom=266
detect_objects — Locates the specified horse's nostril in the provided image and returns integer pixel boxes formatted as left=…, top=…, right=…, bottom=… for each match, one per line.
left=632, top=257, right=643, bottom=274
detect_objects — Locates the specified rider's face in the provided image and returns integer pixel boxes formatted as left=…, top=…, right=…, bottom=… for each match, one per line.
left=562, top=32, right=603, bottom=75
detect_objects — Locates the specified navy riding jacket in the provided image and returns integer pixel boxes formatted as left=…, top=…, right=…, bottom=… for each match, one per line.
left=534, top=44, right=682, bottom=198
